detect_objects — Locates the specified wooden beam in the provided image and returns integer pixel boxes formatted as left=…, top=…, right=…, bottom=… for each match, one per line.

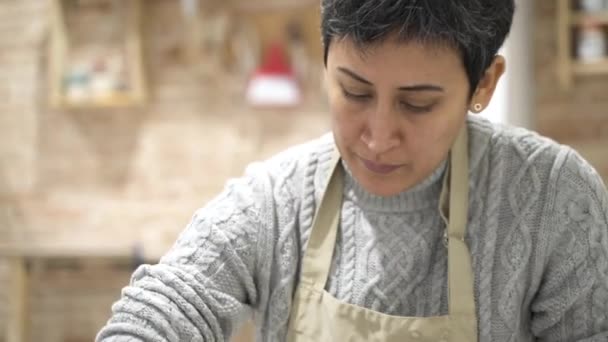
left=6, top=257, right=28, bottom=342
left=0, top=243, right=136, bottom=259
left=126, top=0, right=147, bottom=105
left=557, top=0, right=573, bottom=89
left=48, top=0, right=68, bottom=108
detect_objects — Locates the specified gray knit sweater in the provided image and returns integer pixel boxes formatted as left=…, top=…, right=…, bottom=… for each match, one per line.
left=97, top=115, right=608, bottom=342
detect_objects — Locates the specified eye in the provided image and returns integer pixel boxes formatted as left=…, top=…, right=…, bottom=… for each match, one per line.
left=342, top=88, right=372, bottom=102
left=400, top=101, right=435, bottom=114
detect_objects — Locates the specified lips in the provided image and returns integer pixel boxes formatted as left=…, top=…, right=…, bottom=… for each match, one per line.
left=359, top=157, right=404, bottom=175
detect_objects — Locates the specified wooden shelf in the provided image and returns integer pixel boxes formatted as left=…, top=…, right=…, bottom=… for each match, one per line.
left=57, top=93, right=145, bottom=110
left=48, top=0, right=147, bottom=110
left=229, top=0, right=318, bottom=12
left=557, top=0, right=608, bottom=89
left=571, top=11, right=608, bottom=25
left=573, top=59, right=608, bottom=75
left=0, top=243, right=133, bottom=259
left=1, top=243, right=154, bottom=342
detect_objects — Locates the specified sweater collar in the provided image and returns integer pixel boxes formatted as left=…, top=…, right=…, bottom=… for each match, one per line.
left=342, top=159, right=446, bottom=213
left=338, top=115, right=492, bottom=213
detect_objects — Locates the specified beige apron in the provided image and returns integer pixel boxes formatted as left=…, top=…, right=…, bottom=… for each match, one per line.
left=286, top=126, right=477, bottom=342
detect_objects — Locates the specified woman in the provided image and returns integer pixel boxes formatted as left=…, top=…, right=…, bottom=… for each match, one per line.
left=97, top=0, right=608, bottom=341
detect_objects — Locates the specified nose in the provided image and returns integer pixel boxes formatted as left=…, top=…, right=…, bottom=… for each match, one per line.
left=361, top=103, right=401, bottom=156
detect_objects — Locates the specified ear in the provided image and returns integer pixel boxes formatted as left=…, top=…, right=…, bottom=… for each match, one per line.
left=470, top=55, right=506, bottom=112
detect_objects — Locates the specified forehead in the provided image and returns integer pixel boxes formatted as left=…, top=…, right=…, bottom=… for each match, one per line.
left=327, top=36, right=466, bottom=86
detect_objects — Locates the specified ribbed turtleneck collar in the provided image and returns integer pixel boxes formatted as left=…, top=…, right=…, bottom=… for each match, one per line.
left=318, top=115, right=493, bottom=213
left=341, top=159, right=447, bottom=213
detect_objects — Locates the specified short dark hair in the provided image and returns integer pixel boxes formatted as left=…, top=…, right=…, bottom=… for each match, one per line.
left=321, top=0, right=515, bottom=96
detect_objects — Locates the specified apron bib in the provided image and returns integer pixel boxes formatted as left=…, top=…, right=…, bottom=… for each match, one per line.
left=287, top=126, right=477, bottom=342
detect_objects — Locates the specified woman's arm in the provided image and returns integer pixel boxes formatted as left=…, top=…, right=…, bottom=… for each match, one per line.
left=96, top=163, right=277, bottom=342
left=531, top=150, right=608, bottom=341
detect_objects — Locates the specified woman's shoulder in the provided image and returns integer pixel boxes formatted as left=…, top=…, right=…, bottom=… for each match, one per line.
left=468, top=114, right=573, bottom=171
left=469, top=114, right=565, bottom=154
left=255, top=132, right=335, bottom=178
left=240, top=133, right=336, bottom=200
left=468, top=114, right=606, bottom=202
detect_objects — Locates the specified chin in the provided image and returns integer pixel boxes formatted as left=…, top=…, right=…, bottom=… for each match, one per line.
left=363, top=179, right=409, bottom=197
left=339, top=149, right=415, bottom=196
left=352, top=167, right=412, bottom=197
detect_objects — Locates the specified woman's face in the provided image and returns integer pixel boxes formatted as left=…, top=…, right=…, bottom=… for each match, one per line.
left=325, top=37, right=485, bottom=197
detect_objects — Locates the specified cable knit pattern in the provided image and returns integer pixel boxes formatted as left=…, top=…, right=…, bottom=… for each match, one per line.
left=97, top=115, right=608, bottom=342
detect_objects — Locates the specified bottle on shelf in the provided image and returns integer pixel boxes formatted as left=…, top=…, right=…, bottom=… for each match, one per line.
left=576, top=19, right=607, bottom=63
left=580, top=0, right=605, bottom=12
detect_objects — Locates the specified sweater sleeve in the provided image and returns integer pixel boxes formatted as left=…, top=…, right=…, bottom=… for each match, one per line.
left=96, top=162, right=277, bottom=342
left=531, top=149, right=608, bottom=341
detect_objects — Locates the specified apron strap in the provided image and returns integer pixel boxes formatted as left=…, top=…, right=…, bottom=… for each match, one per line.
left=442, top=125, right=478, bottom=322
left=299, top=152, right=343, bottom=291
left=449, top=123, right=469, bottom=240
left=299, top=123, right=477, bottom=329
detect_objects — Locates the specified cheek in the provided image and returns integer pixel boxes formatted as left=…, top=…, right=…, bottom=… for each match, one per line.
left=329, top=98, right=366, bottom=144
left=331, top=107, right=358, bottom=146
left=407, top=119, right=456, bottom=158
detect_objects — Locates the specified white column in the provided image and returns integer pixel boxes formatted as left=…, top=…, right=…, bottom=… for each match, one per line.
left=505, top=0, right=535, bottom=128
left=484, top=0, right=534, bottom=128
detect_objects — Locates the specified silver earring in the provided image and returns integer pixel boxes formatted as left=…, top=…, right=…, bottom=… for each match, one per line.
left=473, top=103, right=483, bottom=112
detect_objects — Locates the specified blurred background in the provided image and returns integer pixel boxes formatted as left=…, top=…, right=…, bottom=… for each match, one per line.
left=0, top=0, right=606, bottom=341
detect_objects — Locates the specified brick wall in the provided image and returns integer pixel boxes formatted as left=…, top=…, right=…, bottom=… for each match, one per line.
left=0, top=261, right=6, bottom=341
left=1, top=1, right=607, bottom=341
left=0, top=1, right=48, bottom=340
left=534, top=1, right=608, bottom=184
left=0, top=1, right=328, bottom=341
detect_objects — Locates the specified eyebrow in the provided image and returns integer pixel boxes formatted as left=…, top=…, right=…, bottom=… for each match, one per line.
left=337, top=67, right=444, bottom=93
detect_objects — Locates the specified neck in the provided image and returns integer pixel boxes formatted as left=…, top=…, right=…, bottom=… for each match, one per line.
left=341, top=159, right=447, bottom=213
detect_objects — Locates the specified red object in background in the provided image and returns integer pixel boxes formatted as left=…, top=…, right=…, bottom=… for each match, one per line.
left=258, top=43, right=293, bottom=75
left=246, top=42, right=301, bottom=108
